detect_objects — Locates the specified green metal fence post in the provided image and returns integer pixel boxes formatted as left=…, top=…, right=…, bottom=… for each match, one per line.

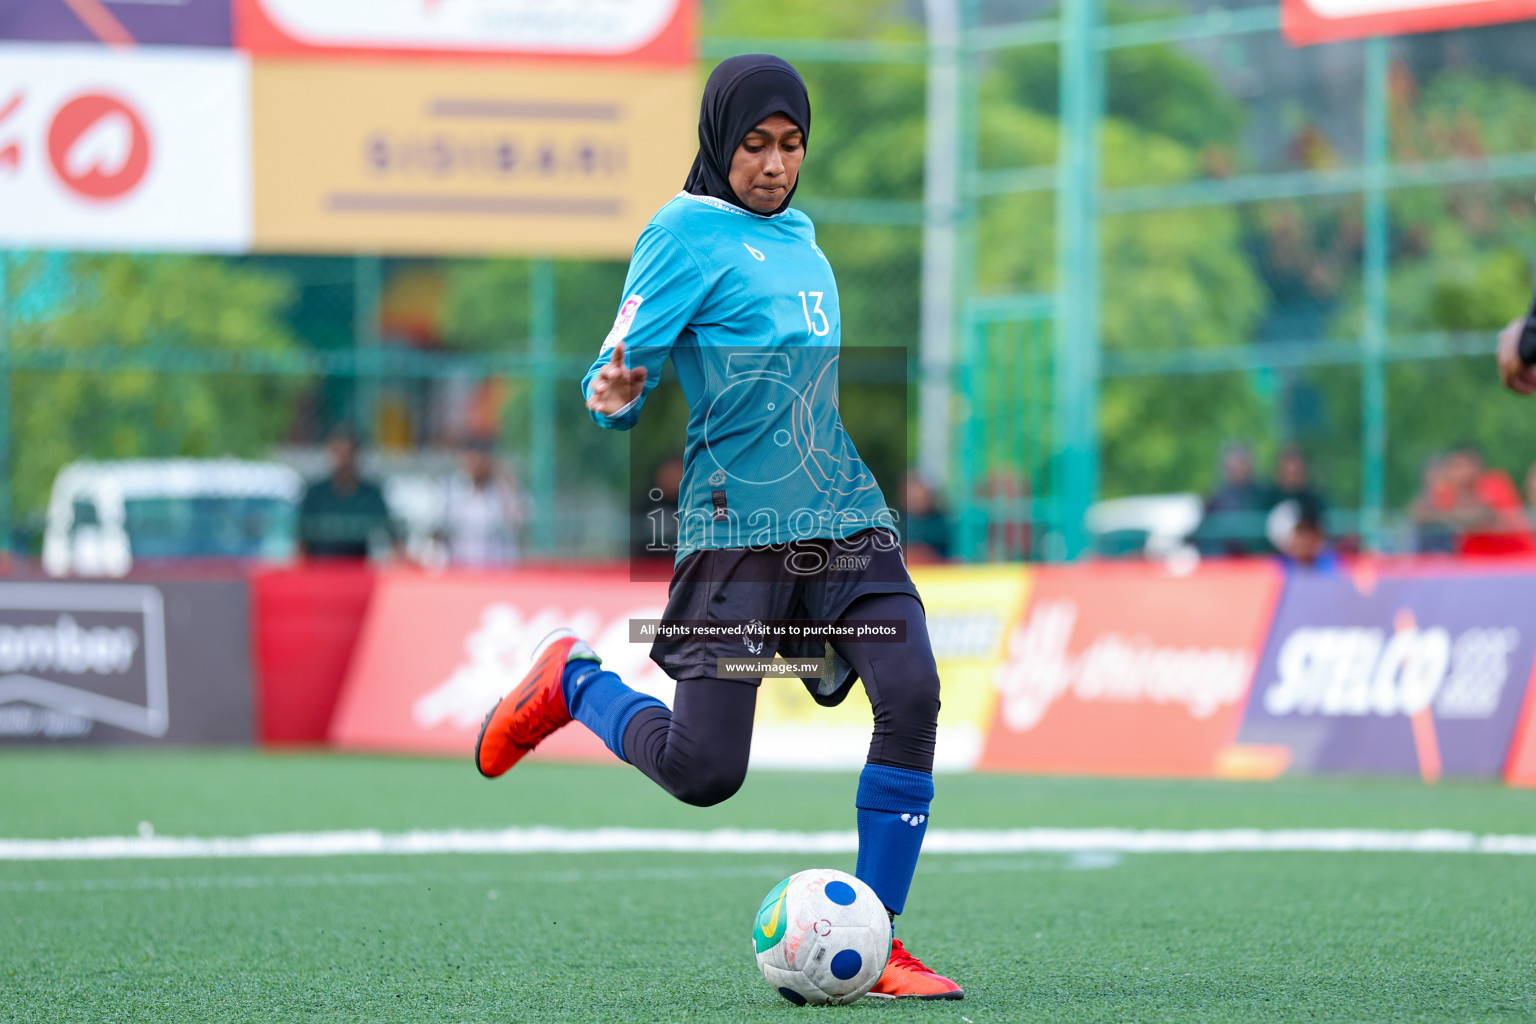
left=529, top=259, right=558, bottom=554
left=1361, top=37, right=1390, bottom=550
left=1053, top=0, right=1103, bottom=560
left=352, top=255, right=383, bottom=442
left=952, top=2, right=986, bottom=560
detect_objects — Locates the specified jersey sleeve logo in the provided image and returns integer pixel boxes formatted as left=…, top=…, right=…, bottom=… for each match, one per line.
left=600, top=294, right=644, bottom=353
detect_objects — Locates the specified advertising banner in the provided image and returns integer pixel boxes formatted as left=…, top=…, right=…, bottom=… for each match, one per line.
left=236, top=0, right=694, bottom=65
left=0, top=579, right=253, bottom=746
left=978, top=562, right=1284, bottom=777
left=330, top=565, right=1027, bottom=770
left=1235, top=571, right=1536, bottom=779
left=1, top=0, right=231, bottom=48
left=330, top=570, right=671, bottom=760
left=251, top=62, right=694, bottom=257
left=751, top=565, right=1030, bottom=771
left=0, top=45, right=251, bottom=252
left=1283, top=0, right=1536, bottom=46
left=252, top=565, right=377, bottom=745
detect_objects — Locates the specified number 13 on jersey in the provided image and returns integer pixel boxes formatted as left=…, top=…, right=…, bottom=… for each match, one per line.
left=798, top=291, right=831, bottom=337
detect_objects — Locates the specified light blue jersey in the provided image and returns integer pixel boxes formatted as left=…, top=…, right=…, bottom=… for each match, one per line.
left=582, top=192, right=894, bottom=563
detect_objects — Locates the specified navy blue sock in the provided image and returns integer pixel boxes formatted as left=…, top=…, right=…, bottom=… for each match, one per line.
left=854, top=763, right=934, bottom=916
left=561, top=660, right=667, bottom=764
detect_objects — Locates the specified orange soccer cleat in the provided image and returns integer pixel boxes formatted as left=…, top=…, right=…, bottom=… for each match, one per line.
left=474, top=629, right=600, bottom=778
left=866, top=937, right=965, bottom=1000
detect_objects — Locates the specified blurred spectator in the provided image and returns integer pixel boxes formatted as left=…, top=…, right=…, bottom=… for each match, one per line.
left=1411, top=445, right=1536, bottom=555
left=632, top=456, right=684, bottom=566
left=1270, top=444, right=1326, bottom=522
left=902, top=472, right=951, bottom=563
left=1457, top=447, right=1536, bottom=556
left=654, top=456, right=685, bottom=509
left=982, top=469, right=1031, bottom=561
left=1275, top=505, right=1340, bottom=574
left=1193, top=442, right=1270, bottom=556
left=298, top=427, right=397, bottom=560
left=1409, top=455, right=1458, bottom=553
left=440, top=437, right=527, bottom=568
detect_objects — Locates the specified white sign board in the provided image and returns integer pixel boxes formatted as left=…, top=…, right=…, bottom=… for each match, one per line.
left=0, top=45, right=251, bottom=252
left=250, top=0, right=682, bottom=55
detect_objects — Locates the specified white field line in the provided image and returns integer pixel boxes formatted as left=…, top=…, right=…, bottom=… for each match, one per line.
left=0, top=855, right=1118, bottom=895
left=0, top=827, right=1533, bottom=862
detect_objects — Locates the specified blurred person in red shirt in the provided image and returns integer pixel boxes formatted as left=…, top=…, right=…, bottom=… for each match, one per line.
left=1413, top=445, right=1536, bottom=555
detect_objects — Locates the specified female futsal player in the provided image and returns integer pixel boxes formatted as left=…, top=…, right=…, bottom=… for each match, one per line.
left=475, top=54, right=961, bottom=1000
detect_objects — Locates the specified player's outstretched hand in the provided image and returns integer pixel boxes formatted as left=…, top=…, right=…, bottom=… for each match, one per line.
left=586, top=341, right=649, bottom=415
left=1497, top=317, right=1536, bottom=397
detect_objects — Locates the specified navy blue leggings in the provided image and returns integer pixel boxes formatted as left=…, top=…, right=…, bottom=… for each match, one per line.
left=621, top=591, right=941, bottom=806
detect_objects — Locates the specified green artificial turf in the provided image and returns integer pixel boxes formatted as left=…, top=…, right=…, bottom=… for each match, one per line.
left=2, top=751, right=1535, bottom=1023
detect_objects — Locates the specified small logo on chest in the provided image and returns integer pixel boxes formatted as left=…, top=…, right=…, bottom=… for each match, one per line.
left=743, top=243, right=766, bottom=262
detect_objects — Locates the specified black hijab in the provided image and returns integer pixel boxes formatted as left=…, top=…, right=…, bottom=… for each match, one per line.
left=684, top=54, right=810, bottom=216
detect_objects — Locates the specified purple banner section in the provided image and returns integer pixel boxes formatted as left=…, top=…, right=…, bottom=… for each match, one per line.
left=1, top=0, right=231, bottom=48
left=0, top=579, right=253, bottom=746
left=1237, top=572, right=1536, bottom=777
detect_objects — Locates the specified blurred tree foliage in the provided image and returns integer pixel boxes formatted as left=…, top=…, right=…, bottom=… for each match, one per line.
left=441, top=0, right=1269, bottom=513
left=11, top=9, right=1533, bottom=560
left=437, top=4, right=1536, bottom=539
left=442, top=0, right=929, bottom=509
left=1308, top=69, right=1536, bottom=509
left=8, top=255, right=303, bottom=525
left=975, top=27, right=1268, bottom=499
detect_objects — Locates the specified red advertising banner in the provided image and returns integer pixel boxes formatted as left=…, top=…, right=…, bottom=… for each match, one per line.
left=252, top=565, right=377, bottom=745
left=329, top=568, right=671, bottom=761
left=1283, top=0, right=1536, bottom=46
left=236, top=0, right=696, bottom=65
left=978, top=561, right=1284, bottom=777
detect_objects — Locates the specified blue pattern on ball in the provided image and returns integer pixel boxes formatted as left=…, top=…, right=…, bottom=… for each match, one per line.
left=830, top=949, right=863, bottom=980
left=824, top=880, right=857, bottom=906
left=778, top=987, right=808, bottom=1005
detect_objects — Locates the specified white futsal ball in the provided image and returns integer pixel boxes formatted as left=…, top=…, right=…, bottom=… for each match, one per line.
left=751, top=868, right=891, bottom=1005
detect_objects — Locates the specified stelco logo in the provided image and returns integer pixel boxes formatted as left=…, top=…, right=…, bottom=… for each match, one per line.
left=1261, top=620, right=1518, bottom=720
left=994, top=599, right=1254, bottom=732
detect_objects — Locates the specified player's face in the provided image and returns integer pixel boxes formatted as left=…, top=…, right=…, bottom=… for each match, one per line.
left=730, top=114, right=805, bottom=213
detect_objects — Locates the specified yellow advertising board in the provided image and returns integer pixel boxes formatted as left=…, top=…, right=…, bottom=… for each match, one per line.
left=752, top=565, right=1033, bottom=772
left=251, top=62, right=696, bottom=256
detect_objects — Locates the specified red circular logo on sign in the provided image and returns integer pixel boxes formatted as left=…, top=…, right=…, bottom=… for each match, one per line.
left=47, top=93, right=151, bottom=201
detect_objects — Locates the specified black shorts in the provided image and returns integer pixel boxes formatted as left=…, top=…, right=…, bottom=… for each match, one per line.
left=649, top=528, right=921, bottom=683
